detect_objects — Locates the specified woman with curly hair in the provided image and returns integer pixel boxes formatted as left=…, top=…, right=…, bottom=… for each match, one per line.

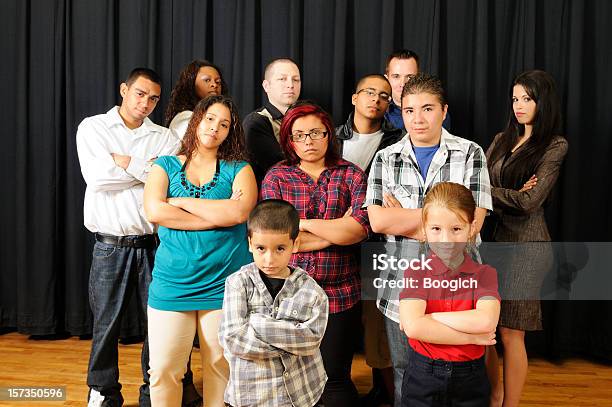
left=165, top=59, right=228, bottom=139
left=144, top=95, right=257, bottom=406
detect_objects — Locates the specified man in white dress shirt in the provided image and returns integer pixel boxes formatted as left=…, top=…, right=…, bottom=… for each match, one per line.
left=76, top=68, right=200, bottom=407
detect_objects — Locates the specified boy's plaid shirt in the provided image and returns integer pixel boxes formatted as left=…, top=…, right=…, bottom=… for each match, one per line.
left=219, top=263, right=329, bottom=407
left=260, top=159, right=370, bottom=313
left=364, top=129, right=493, bottom=322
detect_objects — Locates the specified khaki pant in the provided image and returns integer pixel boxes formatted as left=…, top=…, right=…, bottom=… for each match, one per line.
left=148, top=307, right=228, bottom=407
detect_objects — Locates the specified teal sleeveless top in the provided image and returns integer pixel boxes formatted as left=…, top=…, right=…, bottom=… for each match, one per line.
left=148, top=156, right=252, bottom=311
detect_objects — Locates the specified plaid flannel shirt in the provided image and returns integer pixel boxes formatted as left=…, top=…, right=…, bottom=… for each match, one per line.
left=219, top=263, right=329, bottom=407
left=260, top=159, right=370, bottom=313
left=364, top=129, right=492, bottom=322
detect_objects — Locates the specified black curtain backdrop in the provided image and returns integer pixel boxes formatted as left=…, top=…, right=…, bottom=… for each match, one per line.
left=1, top=0, right=611, bottom=359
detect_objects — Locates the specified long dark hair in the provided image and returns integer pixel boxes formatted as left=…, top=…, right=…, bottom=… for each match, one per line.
left=178, top=95, right=247, bottom=165
left=489, top=70, right=563, bottom=185
left=164, top=59, right=228, bottom=126
left=279, top=103, right=340, bottom=167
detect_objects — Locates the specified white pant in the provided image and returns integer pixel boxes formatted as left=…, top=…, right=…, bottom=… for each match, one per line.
left=147, top=307, right=228, bottom=407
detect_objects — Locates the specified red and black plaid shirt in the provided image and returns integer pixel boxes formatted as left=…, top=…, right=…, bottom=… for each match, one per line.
left=260, top=159, right=370, bottom=313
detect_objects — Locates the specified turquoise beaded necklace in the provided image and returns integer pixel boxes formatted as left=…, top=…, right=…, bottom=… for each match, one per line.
left=179, top=159, right=220, bottom=198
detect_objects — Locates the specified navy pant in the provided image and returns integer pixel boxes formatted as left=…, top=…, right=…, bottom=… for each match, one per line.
left=401, top=347, right=490, bottom=407
left=86, top=238, right=197, bottom=406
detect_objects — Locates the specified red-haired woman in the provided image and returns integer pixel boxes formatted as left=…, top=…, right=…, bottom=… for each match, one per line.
left=260, top=103, right=370, bottom=407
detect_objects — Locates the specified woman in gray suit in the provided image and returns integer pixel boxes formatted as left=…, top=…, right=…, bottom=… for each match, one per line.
left=484, top=70, right=568, bottom=407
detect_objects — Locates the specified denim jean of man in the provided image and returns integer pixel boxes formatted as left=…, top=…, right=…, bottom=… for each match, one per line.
left=86, top=239, right=198, bottom=407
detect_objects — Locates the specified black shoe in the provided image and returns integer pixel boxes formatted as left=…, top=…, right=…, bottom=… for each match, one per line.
left=181, top=383, right=203, bottom=407
left=182, top=398, right=203, bottom=407
left=359, top=385, right=391, bottom=407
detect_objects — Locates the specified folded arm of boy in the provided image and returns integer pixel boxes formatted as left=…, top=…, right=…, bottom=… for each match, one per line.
left=219, top=278, right=285, bottom=360
left=250, top=294, right=329, bottom=356
left=399, top=299, right=496, bottom=346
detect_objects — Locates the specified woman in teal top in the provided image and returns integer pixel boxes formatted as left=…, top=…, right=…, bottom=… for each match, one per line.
left=144, top=95, right=257, bottom=406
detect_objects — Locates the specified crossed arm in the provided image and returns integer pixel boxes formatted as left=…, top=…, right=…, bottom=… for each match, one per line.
left=260, top=172, right=368, bottom=252
left=368, top=198, right=487, bottom=240
left=219, top=277, right=329, bottom=359
left=76, top=120, right=180, bottom=191
left=144, top=164, right=257, bottom=230
left=299, top=207, right=367, bottom=246
left=249, top=294, right=329, bottom=356
left=399, top=298, right=500, bottom=346
left=218, top=278, right=284, bottom=360
left=488, top=138, right=568, bottom=215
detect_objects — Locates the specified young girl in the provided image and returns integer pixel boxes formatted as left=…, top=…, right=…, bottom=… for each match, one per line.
left=144, top=95, right=257, bottom=406
left=399, top=182, right=501, bottom=406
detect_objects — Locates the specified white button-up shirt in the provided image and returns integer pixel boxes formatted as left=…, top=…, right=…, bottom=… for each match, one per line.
left=76, top=107, right=180, bottom=236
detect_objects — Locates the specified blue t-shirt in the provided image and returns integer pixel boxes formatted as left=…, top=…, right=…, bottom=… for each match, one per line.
left=413, top=144, right=440, bottom=181
left=148, top=156, right=253, bottom=311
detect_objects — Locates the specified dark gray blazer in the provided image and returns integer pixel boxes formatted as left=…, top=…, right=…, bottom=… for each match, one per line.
left=485, top=134, right=568, bottom=242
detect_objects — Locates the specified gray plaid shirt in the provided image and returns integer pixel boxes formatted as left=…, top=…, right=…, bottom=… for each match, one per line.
left=219, top=263, right=329, bottom=407
left=364, top=129, right=492, bottom=322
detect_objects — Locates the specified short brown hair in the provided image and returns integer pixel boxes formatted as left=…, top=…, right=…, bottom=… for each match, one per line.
left=264, top=58, right=300, bottom=80
left=248, top=200, right=300, bottom=240
left=401, top=72, right=447, bottom=107
left=354, top=74, right=390, bottom=93
left=124, top=67, right=161, bottom=87
left=384, top=49, right=420, bottom=73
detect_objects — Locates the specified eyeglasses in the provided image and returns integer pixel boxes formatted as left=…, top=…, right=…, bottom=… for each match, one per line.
left=356, top=88, right=392, bottom=103
left=290, top=129, right=328, bottom=142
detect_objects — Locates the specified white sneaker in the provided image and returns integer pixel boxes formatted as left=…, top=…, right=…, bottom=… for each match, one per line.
left=88, top=389, right=105, bottom=407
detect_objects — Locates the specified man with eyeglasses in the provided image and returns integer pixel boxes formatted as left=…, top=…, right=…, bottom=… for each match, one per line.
left=336, top=74, right=403, bottom=407
left=384, top=49, right=451, bottom=131
left=337, top=74, right=403, bottom=174
left=244, top=58, right=301, bottom=185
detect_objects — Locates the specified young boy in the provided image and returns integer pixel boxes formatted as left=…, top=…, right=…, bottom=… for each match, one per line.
left=219, top=199, right=329, bottom=407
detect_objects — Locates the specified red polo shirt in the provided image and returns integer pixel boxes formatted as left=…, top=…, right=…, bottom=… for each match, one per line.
left=399, top=253, right=500, bottom=361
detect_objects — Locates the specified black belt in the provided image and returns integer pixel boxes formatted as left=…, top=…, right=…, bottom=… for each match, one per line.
left=95, top=233, right=158, bottom=249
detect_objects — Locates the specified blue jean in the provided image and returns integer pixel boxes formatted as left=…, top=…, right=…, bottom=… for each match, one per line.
left=385, top=316, right=410, bottom=407
left=87, top=240, right=153, bottom=404
left=86, top=239, right=198, bottom=406
left=401, top=347, right=490, bottom=407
